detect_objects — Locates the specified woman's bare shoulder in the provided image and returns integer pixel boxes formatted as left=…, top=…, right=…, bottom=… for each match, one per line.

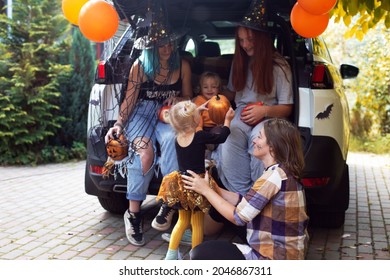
left=129, top=60, right=146, bottom=82
left=131, top=59, right=141, bottom=71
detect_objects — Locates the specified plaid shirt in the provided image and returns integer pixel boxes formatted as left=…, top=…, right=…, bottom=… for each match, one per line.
left=233, top=164, right=309, bottom=260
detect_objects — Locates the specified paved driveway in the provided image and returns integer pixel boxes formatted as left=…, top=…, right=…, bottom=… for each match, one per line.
left=0, top=152, right=389, bottom=260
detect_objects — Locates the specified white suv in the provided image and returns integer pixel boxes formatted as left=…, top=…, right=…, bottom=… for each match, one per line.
left=85, top=0, right=358, bottom=228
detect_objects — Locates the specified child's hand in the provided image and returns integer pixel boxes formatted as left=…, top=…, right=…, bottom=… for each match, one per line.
left=225, top=107, right=235, bottom=121
left=197, top=99, right=210, bottom=112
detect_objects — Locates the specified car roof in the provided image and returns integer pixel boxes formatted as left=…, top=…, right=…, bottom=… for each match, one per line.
left=113, top=0, right=295, bottom=40
left=114, top=0, right=294, bottom=27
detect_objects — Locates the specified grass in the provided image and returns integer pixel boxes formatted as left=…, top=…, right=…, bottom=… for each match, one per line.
left=349, top=134, right=390, bottom=155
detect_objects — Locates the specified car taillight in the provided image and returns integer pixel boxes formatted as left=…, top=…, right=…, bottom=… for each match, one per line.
left=311, top=63, right=333, bottom=89
left=90, top=165, right=104, bottom=175
left=312, top=64, right=325, bottom=82
left=97, top=61, right=106, bottom=80
left=301, top=177, right=330, bottom=188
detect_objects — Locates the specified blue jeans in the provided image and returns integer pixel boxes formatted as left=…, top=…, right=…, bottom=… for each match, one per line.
left=212, top=106, right=264, bottom=195
left=124, top=101, right=178, bottom=201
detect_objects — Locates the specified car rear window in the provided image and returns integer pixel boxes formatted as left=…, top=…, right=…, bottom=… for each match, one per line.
left=207, top=39, right=235, bottom=55
left=312, top=37, right=333, bottom=63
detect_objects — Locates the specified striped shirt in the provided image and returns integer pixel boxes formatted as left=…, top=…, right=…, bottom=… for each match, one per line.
left=233, top=164, right=309, bottom=260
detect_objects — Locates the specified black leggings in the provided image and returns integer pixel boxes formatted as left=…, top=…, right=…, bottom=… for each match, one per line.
left=190, top=240, right=246, bottom=260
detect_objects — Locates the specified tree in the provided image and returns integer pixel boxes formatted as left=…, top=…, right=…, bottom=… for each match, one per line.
left=0, top=0, right=71, bottom=164
left=58, top=27, right=96, bottom=146
left=348, top=25, right=390, bottom=136
left=332, top=0, right=390, bottom=40
left=323, top=20, right=390, bottom=137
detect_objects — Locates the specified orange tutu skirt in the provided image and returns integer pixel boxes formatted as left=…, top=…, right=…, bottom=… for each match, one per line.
left=156, top=171, right=219, bottom=213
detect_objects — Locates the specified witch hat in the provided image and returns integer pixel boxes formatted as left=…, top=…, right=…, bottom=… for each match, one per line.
left=238, top=0, right=269, bottom=32
left=134, top=1, right=187, bottom=49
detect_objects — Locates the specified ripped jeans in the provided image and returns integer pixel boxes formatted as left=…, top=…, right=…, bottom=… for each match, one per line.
left=124, top=101, right=178, bottom=201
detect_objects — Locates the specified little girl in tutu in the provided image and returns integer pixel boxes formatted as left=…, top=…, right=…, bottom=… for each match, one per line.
left=157, top=100, right=234, bottom=260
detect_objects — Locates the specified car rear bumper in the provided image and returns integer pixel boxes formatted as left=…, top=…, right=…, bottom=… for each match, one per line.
left=302, top=134, right=349, bottom=211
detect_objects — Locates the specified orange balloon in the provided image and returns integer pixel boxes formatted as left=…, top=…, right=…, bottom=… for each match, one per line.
left=290, top=3, right=329, bottom=38
left=62, top=0, right=89, bottom=25
left=78, top=0, right=119, bottom=43
left=298, top=0, right=337, bottom=15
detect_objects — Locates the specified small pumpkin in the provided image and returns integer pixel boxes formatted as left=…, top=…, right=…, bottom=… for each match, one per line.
left=207, top=94, right=231, bottom=125
left=106, top=134, right=129, bottom=161
left=158, top=105, right=171, bottom=124
left=242, top=102, right=264, bottom=126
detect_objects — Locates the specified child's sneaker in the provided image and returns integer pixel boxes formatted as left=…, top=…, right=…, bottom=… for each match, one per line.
left=164, top=249, right=183, bottom=260
left=161, top=229, right=192, bottom=246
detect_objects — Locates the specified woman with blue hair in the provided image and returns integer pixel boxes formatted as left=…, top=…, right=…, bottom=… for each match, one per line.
left=105, top=16, right=192, bottom=246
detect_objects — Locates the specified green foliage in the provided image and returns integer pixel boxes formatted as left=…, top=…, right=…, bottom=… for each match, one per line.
left=57, top=28, right=96, bottom=146
left=0, top=0, right=73, bottom=165
left=332, top=0, right=390, bottom=40
left=346, top=25, right=390, bottom=137
left=349, top=134, right=390, bottom=154
left=40, top=141, right=86, bottom=163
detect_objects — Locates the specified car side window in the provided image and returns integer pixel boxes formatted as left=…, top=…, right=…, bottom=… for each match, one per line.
left=184, top=38, right=196, bottom=57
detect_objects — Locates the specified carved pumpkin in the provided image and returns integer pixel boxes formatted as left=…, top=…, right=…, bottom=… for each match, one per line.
left=242, top=102, right=264, bottom=126
left=158, top=105, right=171, bottom=123
left=106, top=134, right=129, bottom=161
left=207, top=94, right=231, bottom=125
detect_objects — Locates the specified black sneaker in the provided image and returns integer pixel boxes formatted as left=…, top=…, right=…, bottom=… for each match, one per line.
left=151, top=204, right=176, bottom=231
left=124, top=210, right=145, bottom=246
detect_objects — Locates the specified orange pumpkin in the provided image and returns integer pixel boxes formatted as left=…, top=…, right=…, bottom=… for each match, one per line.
left=158, top=105, right=171, bottom=123
left=207, top=94, right=231, bottom=125
left=106, top=134, right=129, bottom=161
left=242, top=102, right=264, bottom=126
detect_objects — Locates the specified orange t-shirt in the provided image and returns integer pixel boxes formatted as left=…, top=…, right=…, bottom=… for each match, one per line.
left=193, top=95, right=217, bottom=131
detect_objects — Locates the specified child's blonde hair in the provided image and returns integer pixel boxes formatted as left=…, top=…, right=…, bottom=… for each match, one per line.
left=169, top=101, right=200, bottom=133
left=199, top=71, right=222, bottom=92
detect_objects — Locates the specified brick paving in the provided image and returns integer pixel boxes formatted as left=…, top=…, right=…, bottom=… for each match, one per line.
left=0, top=152, right=389, bottom=260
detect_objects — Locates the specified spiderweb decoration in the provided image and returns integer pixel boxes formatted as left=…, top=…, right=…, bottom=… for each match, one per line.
left=87, top=0, right=188, bottom=178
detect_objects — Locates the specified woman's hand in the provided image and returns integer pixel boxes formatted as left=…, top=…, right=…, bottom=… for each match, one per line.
left=183, top=170, right=238, bottom=224
left=164, top=96, right=188, bottom=106
left=182, top=170, right=211, bottom=196
left=164, top=97, right=176, bottom=106
left=104, top=124, right=122, bottom=144
left=240, top=104, right=267, bottom=126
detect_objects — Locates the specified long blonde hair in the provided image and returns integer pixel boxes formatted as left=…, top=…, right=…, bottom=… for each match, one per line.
left=169, top=101, right=200, bottom=134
